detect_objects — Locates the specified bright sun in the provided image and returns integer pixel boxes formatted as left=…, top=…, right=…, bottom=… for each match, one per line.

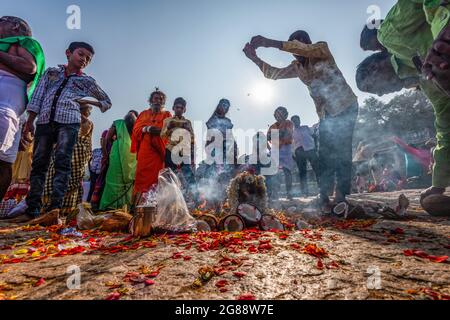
left=249, top=82, right=274, bottom=104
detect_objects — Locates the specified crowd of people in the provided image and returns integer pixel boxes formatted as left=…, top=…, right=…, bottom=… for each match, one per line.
left=1, top=0, right=450, bottom=226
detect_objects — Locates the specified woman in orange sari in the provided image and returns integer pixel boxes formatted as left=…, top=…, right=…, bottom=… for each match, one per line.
left=131, top=89, right=172, bottom=196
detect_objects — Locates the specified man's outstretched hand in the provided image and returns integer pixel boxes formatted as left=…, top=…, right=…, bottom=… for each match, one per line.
left=250, top=35, right=269, bottom=48
left=423, top=27, right=450, bottom=80
left=243, top=43, right=258, bottom=61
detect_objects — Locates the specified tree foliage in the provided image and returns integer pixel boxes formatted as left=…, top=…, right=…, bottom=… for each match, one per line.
left=354, top=90, right=435, bottom=147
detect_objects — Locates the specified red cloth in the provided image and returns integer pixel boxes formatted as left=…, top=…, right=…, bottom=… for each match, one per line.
left=392, top=137, right=432, bottom=170
left=131, top=108, right=172, bottom=194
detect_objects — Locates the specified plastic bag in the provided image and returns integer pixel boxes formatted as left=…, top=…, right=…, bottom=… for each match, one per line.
left=137, top=189, right=157, bottom=207
left=76, top=203, right=96, bottom=230
left=154, top=169, right=196, bottom=233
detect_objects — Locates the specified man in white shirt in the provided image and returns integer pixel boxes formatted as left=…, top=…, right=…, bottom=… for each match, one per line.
left=291, top=116, right=319, bottom=196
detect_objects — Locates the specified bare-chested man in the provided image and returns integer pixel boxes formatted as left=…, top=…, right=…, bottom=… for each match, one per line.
left=0, top=16, right=44, bottom=201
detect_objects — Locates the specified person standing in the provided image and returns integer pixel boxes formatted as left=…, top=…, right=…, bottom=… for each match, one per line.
left=131, top=89, right=172, bottom=196
left=268, top=107, right=295, bottom=200
left=357, top=0, right=450, bottom=203
left=14, top=42, right=111, bottom=225
left=244, top=30, right=358, bottom=207
left=161, top=98, right=196, bottom=193
left=291, top=115, right=319, bottom=196
left=99, top=111, right=138, bottom=210
left=0, top=16, right=44, bottom=201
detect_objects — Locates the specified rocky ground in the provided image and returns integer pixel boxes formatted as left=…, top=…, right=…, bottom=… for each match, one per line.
left=0, top=190, right=449, bottom=300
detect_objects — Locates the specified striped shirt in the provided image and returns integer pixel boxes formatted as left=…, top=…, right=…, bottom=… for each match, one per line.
left=27, top=65, right=112, bottom=125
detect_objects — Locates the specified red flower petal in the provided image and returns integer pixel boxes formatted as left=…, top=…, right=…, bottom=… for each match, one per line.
left=233, top=272, right=246, bottom=279
left=105, top=292, right=121, bottom=300
left=316, top=259, right=324, bottom=270
left=214, top=268, right=227, bottom=276
left=237, top=293, right=256, bottom=300
left=147, top=271, right=160, bottom=278
left=427, top=255, right=448, bottom=263
left=172, top=252, right=183, bottom=259
left=215, top=280, right=229, bottom=288
left=34, top=278, right=45, bottom=287
left=145, top=279, right=155, bottom=286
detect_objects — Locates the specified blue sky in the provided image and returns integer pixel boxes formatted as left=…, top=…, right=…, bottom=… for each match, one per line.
left=2, top=0, right=397, bottom=152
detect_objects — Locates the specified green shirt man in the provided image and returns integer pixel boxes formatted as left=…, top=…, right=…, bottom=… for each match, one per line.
left=378, top=0, right=450, bottom=195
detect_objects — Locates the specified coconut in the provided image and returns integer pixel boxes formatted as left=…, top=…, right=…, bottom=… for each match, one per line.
left=98, top=211, right=133, bottom=233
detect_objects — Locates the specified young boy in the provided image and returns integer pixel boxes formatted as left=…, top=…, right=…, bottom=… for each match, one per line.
left=161, top=97, right=196, bottom=192
left=14, top=42, right=112, bottom=225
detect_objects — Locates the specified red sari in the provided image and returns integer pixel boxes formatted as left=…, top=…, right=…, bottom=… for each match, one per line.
left=131, top=108, right=172, bottom=194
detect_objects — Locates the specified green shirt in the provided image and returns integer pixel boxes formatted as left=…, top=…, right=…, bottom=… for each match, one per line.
left=378, top=0, right=450, bottom=79
left=0, top=36, right=46, bottom=100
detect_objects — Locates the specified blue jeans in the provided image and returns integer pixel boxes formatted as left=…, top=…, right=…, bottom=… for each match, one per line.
left=26, top=122, right=80, bottom=216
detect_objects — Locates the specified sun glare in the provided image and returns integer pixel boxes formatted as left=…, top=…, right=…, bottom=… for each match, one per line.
left=249, top=82, right=274, bottom=104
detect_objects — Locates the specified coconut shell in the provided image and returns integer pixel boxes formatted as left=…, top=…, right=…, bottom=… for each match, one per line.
left=98, top=211, right=133, bottom=233
left=421, top=195, right=450, bottom=217
left=259, top=214, right=285, bottom=231
left=218, top=214, right=246, bottom=232
left=238, top=203, right=262, bottom=227
left=197, top=214, right=218, bottom=231
left=196, top=220, right=212, bottom=232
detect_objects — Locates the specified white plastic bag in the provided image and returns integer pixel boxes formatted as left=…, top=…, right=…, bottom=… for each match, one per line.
left=154, top=169, right=196, bottom=233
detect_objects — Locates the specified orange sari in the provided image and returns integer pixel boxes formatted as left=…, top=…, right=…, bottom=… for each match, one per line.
left=131, top=108, right=172, bottom=194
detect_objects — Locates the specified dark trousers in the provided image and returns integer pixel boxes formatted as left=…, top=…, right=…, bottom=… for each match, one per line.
left=283, top=168, right=293, bottom=198
left=318, top=103, right=358, bottom=203
left=87, top=171, right=99, bottom=203
left=0, top=160, right=12, bottom=201
left=26, top=122, right=80, bottom=216
left=294, top=147, right=319, bottom=195
left=265, top=168, right=292, bottom=200
left=165, top=149, right=196, bottom=189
